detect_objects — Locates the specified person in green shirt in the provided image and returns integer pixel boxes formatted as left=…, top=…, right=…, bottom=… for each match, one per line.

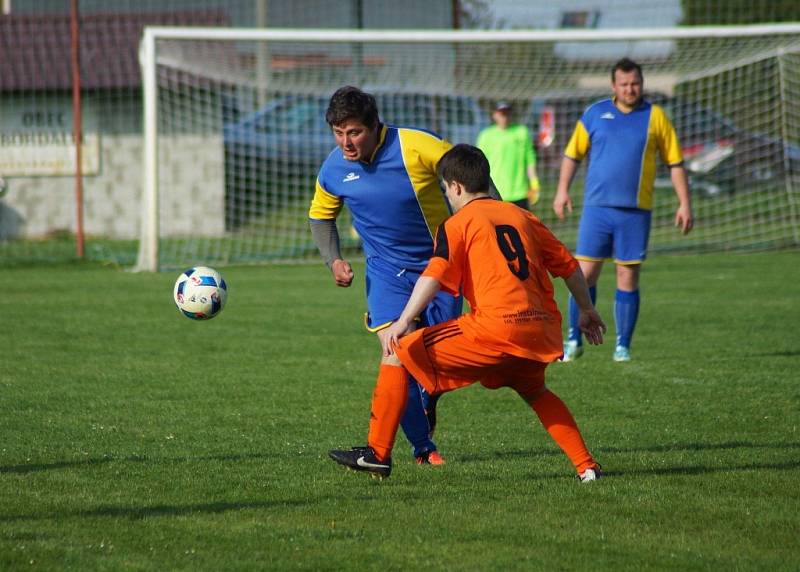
left=476, top=101, right=541, bottom=210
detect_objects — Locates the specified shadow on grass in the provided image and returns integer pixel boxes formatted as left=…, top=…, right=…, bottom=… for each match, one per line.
left=510, top=459, right=800, bottom=482
left=458, top=440, right=800, bottom=463
left=597, top=440, right=800, bottom=454
left=0, top=499, right=310, bottom=524
left=599, top=349, right=800, bottom=362
left=460, top=441, right=800, bottom=481
left=0, top=452, right=279, bottom=475
left=602, top=459, right=800, bottom=478
left=747, top=350, right=800, bottom=358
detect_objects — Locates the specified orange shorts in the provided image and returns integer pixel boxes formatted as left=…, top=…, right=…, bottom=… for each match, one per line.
left=395, top=319, right=547, bottom=402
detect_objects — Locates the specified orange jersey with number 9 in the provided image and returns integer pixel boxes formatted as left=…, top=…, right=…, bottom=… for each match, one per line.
left=423, top=198, right=578, bottom=362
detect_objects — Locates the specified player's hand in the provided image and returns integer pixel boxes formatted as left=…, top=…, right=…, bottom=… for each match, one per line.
left=553, top=190, right=573, bottom=220
left=330, top=259, right=354, bottom=287
left=578, top=308, right=606, bottom=346
left=675, top=204, right=694, bottom=235
left=527, top=176, right=541, bottom=206
left=527, top=186, right=540, bottom=206
left=378, top=319, right=412, bottom=357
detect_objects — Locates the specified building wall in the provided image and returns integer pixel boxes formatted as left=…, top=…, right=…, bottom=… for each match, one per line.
left=0, top=99, right=224, bottom=240
left=0, top=1, right=454, bottom=244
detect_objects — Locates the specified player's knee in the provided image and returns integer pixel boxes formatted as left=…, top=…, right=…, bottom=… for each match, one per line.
left=380, top=353, right=403, bottom=367
left=579, top=260, right=603, bottom=286
left=615, top=263, right=641, bottom=289
left=516, top=384, right=548, bottom=405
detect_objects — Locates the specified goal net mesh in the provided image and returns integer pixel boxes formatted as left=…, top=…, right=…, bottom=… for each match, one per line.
left=142, top=28, right=800, bottom=270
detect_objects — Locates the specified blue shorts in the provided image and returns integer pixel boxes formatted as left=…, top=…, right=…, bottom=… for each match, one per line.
left=576, top=206, right=652, bottom=264
left=365, top=256, right=462, bottom=331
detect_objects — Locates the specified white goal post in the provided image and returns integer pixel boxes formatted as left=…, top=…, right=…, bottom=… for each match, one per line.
left=136, top=24, right=800, bottom=271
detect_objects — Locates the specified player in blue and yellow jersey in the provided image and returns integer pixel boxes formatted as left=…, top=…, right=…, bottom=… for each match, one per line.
left=309, top=86, right=466, bottom=465
left=553, top=58, right=694, bottom=362
left=329, top=144, right=606, bottom=481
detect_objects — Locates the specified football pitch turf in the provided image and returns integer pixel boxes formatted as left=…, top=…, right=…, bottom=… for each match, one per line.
left=2, top=251, right=798, bottom=570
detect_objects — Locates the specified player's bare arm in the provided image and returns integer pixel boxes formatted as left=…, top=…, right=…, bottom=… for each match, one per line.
left=564, top=267, right=607, bottom=346
left=380, top=276, right=442, bottom=356
left=670, top=165, right=694, bottom=235
left=554, top=157, right=579, bottom=220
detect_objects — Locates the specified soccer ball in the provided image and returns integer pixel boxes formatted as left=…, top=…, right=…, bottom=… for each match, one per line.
left=173, top=266, right=228, bottom=320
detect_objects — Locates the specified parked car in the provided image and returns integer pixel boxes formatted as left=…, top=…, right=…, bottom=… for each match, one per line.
left=527, top=92, right=799, bottom=197
left=222, top=91, right=487, bottom=228
left=659, top=99, right=800, bottom=196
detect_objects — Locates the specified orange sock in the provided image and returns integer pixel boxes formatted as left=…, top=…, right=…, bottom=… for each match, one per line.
left=531, top=389, right=596, bottom=474
left=367, top=364, right=409, bottom=461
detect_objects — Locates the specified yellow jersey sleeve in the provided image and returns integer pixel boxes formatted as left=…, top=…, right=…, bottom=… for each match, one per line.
left=564, top=120, right=590, bottom=161
left=651, top=105, right=684, bottom=166
left=308, top=178, right=343, bottom=220
left=398, top=128, right=453, bottom=238
left=398, top=128, right=452, bottom=182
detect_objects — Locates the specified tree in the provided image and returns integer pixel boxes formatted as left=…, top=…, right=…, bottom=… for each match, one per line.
left=681, top=0, right=800, bottom=25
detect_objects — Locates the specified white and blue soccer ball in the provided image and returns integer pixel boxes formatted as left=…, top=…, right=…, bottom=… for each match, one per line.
left=173, top=266, right=228, bottom=320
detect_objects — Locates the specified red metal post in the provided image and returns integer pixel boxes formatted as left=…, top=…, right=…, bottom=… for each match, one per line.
left=70, top=0, right=85, bottom=259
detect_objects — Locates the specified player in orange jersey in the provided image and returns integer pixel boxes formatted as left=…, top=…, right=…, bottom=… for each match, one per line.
left=329, top=144, right=607, bottom=481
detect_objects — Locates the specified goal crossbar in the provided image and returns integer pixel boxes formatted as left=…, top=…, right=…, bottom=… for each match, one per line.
left=136, top=24, right=800, bottom=271
left=142, top=24, right=800, bottom=44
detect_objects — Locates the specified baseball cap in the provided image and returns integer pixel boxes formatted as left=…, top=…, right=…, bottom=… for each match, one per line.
left=494, top=101, right=512, bottom=111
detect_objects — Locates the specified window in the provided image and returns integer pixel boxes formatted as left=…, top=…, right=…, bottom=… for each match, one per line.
left=560, top=10, right=599, bottom=29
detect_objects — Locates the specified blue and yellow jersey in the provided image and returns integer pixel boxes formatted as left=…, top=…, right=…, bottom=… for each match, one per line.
left=564, top=98, right=683, bottom=210
left=309, top=124, right=452, bottom=271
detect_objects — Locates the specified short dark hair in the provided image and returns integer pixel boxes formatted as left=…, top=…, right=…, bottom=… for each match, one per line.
left=325, top=86, right=379, bottom=129
left=436, top=144, right=491, bottom=194
left=611, top=58, right=643, bottom=82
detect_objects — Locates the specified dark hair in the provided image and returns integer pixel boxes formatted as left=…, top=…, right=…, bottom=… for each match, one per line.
left=436, top=144, right=491, bottom=194
left=611, top=58, right=643, bottom=82
left=325, top=86, right=379, bottom=128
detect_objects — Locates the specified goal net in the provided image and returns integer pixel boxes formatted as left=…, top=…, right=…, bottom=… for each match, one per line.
left=137, top=25, right=800, bottom=271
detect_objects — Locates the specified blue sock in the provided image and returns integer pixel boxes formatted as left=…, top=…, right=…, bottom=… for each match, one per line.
left=399, top=376, right=435, bottom=457
left=568, top=286, right=597, bottom=345
left=614, top=289, right=640, bottom=349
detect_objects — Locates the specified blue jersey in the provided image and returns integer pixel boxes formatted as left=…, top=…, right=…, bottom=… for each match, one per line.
left=309, top=124, right=452, bottom=271
left=564, top=98, right=683, bottom=210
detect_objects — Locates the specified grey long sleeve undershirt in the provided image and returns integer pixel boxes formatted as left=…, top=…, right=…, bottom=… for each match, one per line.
left=309, top=219, right=342, bottom=268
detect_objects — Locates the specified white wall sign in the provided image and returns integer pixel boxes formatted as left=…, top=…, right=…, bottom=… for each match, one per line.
left=0, top=101, right=100, bottom=176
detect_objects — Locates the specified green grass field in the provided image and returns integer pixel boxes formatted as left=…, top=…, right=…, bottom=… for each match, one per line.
left=2, top=252, right=799, bottom=570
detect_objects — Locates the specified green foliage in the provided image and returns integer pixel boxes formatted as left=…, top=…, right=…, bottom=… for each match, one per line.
left=1, top=253, right=799, bottom=570
left=681, top=0, right=800, bottom=24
